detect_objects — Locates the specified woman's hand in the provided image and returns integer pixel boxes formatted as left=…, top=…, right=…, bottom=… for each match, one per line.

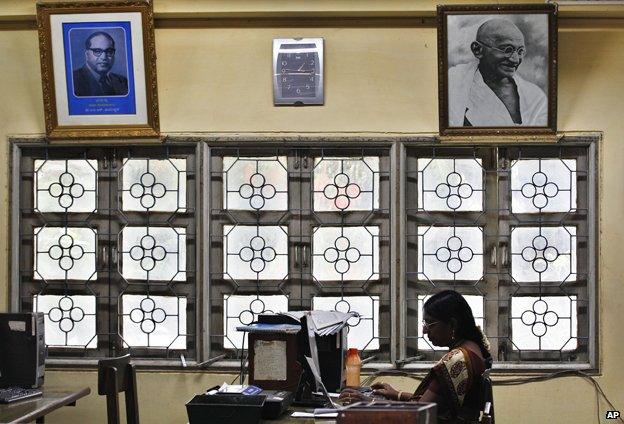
left=371, top=382, right=400, bottom=400
left=338, top=388, right=373, bottom=405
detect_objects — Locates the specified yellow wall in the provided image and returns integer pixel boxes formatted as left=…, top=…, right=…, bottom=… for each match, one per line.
left=1, top=2, right=623, bottom=423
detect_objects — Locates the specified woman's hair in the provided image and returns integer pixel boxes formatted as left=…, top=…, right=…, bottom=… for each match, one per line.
left=424, top=290, right=492, bottom=361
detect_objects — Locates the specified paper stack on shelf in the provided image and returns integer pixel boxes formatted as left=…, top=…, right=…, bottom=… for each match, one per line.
left=279, top=310, right=358, bottom=336
left=235, top=310, right=357, bottom=337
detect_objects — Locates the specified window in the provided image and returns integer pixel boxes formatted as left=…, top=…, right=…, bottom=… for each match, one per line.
left=404, top=142, right=596, bottom=367
left=208, top=147, right=391, bottom=360
left=15, top=144, right=196, bottom=360
left=12, top=136, right=597, bottom=369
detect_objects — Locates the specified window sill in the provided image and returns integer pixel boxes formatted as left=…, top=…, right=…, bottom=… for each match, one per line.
left=45, top=358, right=597, bottom=375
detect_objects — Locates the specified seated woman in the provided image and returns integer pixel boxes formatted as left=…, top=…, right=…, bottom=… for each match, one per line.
left=339, top=290, right=492, bottom=423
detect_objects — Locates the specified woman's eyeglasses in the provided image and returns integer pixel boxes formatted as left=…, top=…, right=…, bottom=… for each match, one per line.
left=475, top=41, right=525, bottom=58
left=421, top=320, right=441, bottom=330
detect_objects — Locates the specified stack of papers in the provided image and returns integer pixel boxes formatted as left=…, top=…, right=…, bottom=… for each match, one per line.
left=235, top=310, right=357, bottom=336
left=206, top=383, right=262, bottom=395
left=307, top=310, right=358, bottom=336
left=291, top=410, right=338, bottom=418
left=278, top=310, right=357, bottom=336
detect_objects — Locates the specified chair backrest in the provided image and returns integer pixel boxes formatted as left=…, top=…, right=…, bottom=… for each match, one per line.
left=98, top=354, right=140, bottom=424
left=481, top=368, right=495, bottom=424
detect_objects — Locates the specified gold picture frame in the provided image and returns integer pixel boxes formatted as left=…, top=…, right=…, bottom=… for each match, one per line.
left=438, top=3, right=557, bottom=136
left=37, top=0, right=159, bottom=139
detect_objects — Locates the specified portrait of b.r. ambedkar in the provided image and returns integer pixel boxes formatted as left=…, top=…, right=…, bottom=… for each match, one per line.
left=447, top=16, right=548, bottom=127
left=72, top=31, right=128, bottom=97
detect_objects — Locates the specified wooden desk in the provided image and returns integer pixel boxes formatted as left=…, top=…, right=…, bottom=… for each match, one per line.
left=266, top=402, right=436, bottom=423
left=264, top=407, right=335, bottom=423
left=0, top=387, right=91, bottom=424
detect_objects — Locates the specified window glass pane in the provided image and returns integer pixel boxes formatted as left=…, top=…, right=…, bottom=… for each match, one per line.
left=34, top=227, right=97, bottom=281
left=34, top=159, right=97, bottom=213
left=121, top=158, right=187, bottom=212
left=121, top=295, right=187, bottom=349
left=417, top=226, right=483, bottom=281
left=417, top=295, right=484, bottom=351
left=222, top=156, right=288, bottom=211
left=313, top=296, right=379, bottom=350
left=511, top=296, right=578, bottom=351
left=223, top=225, right=289, bottom=280
left=511, top=226, right=577, bottom=282
left=312, top=226, right=380, bottom=281
left=511, top=159, right=577, bottom=213
left=34, top=295, right=97, bottom=348
left=121, top=227, right=187, bottom=281
left=223, top=295, right=289, bottom=349
left=313, top=157, right=380, bottom=211
left=417, top=158, right=483, bottom=211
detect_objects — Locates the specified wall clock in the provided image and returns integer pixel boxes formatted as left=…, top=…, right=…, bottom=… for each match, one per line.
left=273, top=38, right=324, bottom=105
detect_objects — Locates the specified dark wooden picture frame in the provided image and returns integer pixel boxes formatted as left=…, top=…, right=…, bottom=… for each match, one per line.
left=37, top=0, right=159, bottom=139
left=438, top=4, right=557, bottom=136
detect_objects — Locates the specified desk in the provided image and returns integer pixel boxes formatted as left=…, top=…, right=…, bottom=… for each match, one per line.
left=264, top=407, right=333, bottom=423
left=0, top=387, right=91, bottom=424
left=266, top=402, right=436, bottom=423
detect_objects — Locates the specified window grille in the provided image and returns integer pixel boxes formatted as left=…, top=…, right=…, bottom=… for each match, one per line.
left=16, top=144, right=197, bottom=360
left=208, top=147, right=392, bottom=360
left=404, top=143, right=594, bottom=365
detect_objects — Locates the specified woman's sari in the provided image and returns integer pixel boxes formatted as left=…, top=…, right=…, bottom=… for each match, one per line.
left=413, top=347, right=486, bottom=423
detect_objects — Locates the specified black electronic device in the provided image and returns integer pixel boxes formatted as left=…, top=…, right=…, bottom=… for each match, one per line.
left=296, top=313, right=347, bottom=393
left=186, top=393, right=265, bottom=424
left=260, top=390, right=294, bottom=419
left=0, top=387, right=43, bottom=404
left=312, top=320, right=347, bottom=392
left=0, top=313, right=46, bottom=388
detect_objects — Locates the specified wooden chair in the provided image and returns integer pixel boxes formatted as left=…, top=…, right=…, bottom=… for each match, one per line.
left=98, top=354, right=140, bottom=424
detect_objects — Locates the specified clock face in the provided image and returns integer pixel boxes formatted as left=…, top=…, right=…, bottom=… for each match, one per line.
left=280, top=52, right=316, bottom=74
left=278, top=52, right=318, bottom=98
left=273, top=38, right=323, bottom=105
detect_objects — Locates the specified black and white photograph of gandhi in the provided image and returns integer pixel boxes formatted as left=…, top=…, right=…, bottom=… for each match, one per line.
left=446, top=14, right=549, bottom=128
left=71, top=29, right=129, bottom=97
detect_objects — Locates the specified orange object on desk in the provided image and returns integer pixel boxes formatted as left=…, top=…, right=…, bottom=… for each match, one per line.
left=345, top=348, right=362, bottom=387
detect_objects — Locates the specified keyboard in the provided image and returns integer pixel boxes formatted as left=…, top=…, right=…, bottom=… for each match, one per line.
left=0, top=387, right=43, bottom=404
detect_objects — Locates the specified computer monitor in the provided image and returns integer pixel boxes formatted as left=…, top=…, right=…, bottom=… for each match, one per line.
left=0, top=312, right=46, bottom=388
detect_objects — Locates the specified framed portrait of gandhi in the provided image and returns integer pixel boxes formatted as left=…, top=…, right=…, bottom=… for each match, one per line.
left=438, top=4, right=557, bottom=136
left=37, top=1, right=159, bottom=139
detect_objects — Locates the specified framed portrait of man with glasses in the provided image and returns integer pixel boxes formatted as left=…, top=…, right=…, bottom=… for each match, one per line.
left=37, top=1, right=159, bottom=138
left=437, top=4, right=557, bottom=136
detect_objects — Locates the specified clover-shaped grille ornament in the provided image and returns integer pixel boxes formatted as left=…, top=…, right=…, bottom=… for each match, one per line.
left=236, top=298, right=273, bottom=326
left=434, top=172, right=474, bottom=210
left=434, top=235, right=474, bottom=274
left=323, top=173, right=362, bottom=210
left=47, top=296, right=85, bottom=333
left=333, top=299, right=361, bottom=327
left=520, top=299, right=559, bottom=337
left=323, top=235, right=361, bottom=275
left=47, top=171, right=85, bottom=210
left=129, top=297, right=167, bottom=334
left=129, top=172, right=167, bottom=210
left=238, top=172, right=276, bottom=210
left=520, top=171, right=560, bottom=210
left=520, top=235, right=559, bottom=274
left=129, top=234, right=167, bottom=272
left=48, top=233, right=84, bottom=272
left=238, top=235, right=277, bottom=273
